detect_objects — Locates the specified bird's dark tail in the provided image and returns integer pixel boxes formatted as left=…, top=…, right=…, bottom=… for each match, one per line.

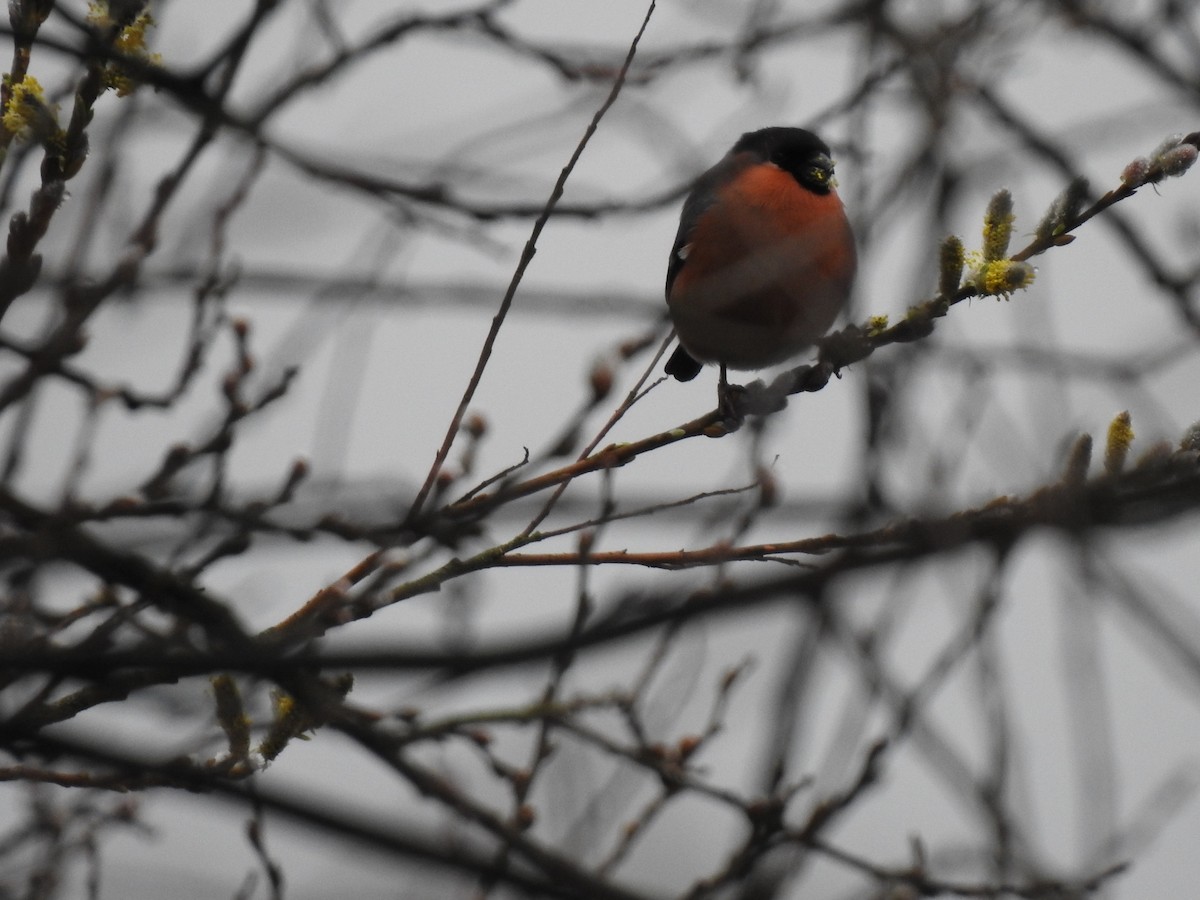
left=665, top=345, right=703, bottom=381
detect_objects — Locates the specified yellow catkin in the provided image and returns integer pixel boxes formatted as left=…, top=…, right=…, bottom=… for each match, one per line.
left=2, top=75, right=47, bottom=138
left=982, top=189, right=1015, bottom=261
left=1104, top=411, right=1134, bottom=475
left=939, top=234, right=964, bottom=297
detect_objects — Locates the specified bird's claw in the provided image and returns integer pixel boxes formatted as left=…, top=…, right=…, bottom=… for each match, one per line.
left=714, top=378, right=789, bottom=432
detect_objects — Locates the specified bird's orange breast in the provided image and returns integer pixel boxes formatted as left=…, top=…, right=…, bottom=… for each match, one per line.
left=667, top=161, right=855, bottom=368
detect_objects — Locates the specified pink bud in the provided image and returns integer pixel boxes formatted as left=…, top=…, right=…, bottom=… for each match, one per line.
left=1120, top=156, right=1151, bottom=187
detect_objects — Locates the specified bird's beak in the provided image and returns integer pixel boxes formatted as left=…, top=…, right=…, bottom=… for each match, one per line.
left=809, top=153, right=836, bottom=189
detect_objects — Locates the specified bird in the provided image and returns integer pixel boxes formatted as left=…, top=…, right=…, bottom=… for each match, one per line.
left=664, top=127, right=856, bottom=387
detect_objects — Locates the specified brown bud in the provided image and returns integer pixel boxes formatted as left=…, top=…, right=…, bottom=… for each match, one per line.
left=463, top=413, right=487, bottom=439
left=677, top=735, right=702, bottom=760
left=757, top=466, right=779, bottom=508
left=514, top=804, right=536, bottom=830
left=589, top=362, right=614, bottom=402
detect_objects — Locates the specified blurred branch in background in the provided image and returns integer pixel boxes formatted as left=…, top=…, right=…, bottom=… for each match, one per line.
left=2, top=1, right=1200, bottom=899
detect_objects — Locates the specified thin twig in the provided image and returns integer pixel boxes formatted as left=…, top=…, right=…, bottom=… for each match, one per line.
left=407, top=0, right=659, bottom=522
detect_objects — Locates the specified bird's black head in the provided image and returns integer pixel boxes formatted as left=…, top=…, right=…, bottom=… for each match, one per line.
left=733, top=127, right=837, bottom=194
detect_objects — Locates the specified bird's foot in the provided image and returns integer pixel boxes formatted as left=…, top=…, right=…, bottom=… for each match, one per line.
left=713, top=378, right=789, bottom=433
left=717, top=381, right=747, bottom=431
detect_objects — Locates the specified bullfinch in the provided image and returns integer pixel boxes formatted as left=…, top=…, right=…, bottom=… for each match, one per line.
left=664, top=127, right=856, bottom=384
